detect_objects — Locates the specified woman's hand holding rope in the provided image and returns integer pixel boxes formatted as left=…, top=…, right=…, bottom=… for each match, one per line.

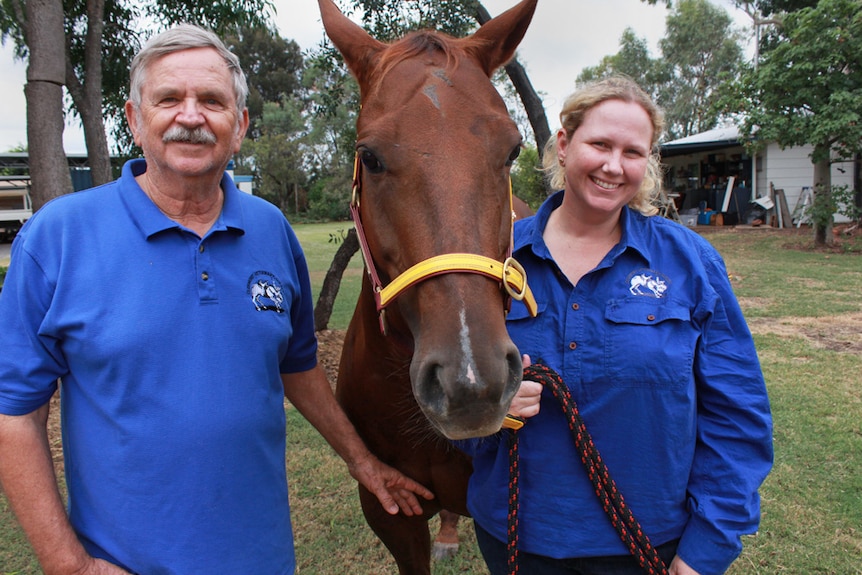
left=508, top=355, right=543, bottom=420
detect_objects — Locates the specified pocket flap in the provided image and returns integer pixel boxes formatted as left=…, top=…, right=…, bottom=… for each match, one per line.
left=605, top=300, right=690, bottom=326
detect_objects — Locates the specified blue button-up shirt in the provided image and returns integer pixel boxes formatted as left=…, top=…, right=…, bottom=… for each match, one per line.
left=462, top=191, right=773, bottom=574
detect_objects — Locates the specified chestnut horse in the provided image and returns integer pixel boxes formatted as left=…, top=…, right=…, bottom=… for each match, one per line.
left=318, top=1, right=538, bottom=573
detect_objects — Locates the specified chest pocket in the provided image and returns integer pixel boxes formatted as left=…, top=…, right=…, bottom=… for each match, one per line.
left=603, top=299, right=695, bottom=389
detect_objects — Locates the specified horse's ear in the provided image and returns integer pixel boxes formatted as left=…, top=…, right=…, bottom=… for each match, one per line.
left=467, top=0, right=537, bottom=76
left=318, top=0, right=385, bottom=87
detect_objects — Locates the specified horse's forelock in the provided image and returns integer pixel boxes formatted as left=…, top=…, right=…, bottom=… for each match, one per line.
left=371, top=31, right=486, bottom=94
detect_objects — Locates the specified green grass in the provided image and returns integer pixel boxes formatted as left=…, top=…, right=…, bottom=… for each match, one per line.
left=0, top=495, right=40, bottom=574
left=733, top=334, right=861, bottom=574
left=2, top=226, right=861, bottom=574
left=290, top=221, right=364, bottom=330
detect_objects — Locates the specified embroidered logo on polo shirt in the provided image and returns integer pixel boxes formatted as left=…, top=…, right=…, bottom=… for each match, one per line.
left=627, top=269, right=669, bottom=298
left=247, top=271, right=285, bottom=313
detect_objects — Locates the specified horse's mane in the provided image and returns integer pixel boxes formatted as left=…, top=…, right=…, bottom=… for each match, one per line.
left=372, top=30, right=493, bottom=92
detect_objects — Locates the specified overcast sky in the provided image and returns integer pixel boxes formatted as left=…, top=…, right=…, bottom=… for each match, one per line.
left=0, top=0, right=751, bottom=154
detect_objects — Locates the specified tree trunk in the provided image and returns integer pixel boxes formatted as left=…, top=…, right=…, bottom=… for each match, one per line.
left=474, top=2, right=551, bottom=162
left=503, top=58, right=551, bottom=158
left=25, top=0, right=73, bottom=209
left=314, top=227, right=360, bottom=331
left=812, top=155, right=833, bottom=246
left=65, top=0, right=113, bottom=186
left=854, top=153, right=861, bottom=217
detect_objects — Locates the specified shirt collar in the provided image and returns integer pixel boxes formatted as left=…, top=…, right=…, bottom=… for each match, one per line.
left=119, top=158, right=247, bottom=240
left=513, top=189, right=652, bottom=266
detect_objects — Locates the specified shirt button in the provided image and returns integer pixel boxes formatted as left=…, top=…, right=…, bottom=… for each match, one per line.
left=568, top=341, right=577, bottom=350
left=199, top=245, right=205, bottom=253
left=201, top=272, right=209, bottom=281
left=571, top=303, right=580, bottom=311
left=647, top=314, right=656, bottom=321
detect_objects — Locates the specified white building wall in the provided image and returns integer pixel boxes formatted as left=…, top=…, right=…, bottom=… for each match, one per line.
left=759, top=143, right=855, bottom=222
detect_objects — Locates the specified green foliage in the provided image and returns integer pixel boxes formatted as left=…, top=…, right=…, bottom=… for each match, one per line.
left=304, top=177, right=351, bottom=222
left=511, top=145, right=547, bottom=210
left=578, top=28, right=669, bottom=102
left=724, top=0, right=862, bottom=244
left=732, top=0, right=862, bottom=163
left=224, top=25, right=304, bottom=138
left=797, top=185, right=862, bottom=231
left=352, top=0, right=479, bottom=41
left=578, top=0, right=745, bottom=141
left=658, top=0, right=746, bottom=139
left=299, top=51, right=359, bottom=220
left=237, top=98, right=307, bottom=214
left=0, top=0, right=275, bottom=156
left=62, top=0, right=140, bottom=152
left=145, top=0, right=274, bottom=32
left=809, top=185, right=841, bottom=233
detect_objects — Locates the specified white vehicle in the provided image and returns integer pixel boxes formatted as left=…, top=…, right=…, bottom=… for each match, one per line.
left=0, top=177, right=32, bottom=241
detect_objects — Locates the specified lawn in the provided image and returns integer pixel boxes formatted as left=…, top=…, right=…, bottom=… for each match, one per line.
left=1, top=224, right=860, bottom=574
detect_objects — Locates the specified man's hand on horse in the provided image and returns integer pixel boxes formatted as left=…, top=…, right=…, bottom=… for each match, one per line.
left=508, top=354, right=542, bottom=420
left=350, top=456, right=435, bottom=516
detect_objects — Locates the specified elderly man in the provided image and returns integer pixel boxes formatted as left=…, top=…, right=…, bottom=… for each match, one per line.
left=0, top=25, right=431, bottom=575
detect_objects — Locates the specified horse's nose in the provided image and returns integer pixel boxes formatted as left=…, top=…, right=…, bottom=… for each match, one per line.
left=412, top=340, right=522, bottom=440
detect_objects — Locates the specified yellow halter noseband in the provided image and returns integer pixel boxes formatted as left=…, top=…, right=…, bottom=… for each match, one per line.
left=349, top=153, right=538, bottom=334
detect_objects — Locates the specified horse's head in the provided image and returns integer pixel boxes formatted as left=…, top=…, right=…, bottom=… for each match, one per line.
left=319, top=0, right=537, bottom=440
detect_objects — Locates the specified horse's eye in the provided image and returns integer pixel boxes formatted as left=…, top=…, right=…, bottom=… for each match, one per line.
left=506, top=145, right=522, bottom=166
left=359, top=149, right=384, bottom=173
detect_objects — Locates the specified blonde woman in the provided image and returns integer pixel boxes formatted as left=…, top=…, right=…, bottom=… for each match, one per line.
left=460, top=76, right=773, bottom=575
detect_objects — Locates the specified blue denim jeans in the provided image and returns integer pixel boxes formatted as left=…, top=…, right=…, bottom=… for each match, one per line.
left=475, top=522, right=680, bottom=575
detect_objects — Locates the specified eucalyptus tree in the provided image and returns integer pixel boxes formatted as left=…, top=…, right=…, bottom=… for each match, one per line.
left=658, top=0, right=745, bottom=139
left=576, top=0, right=743, bottom=141
left=239, top=98, right=308, bottom=215
left=577, top=27, right=668, bottom=104
left=224, top=25, right=304, bottom=140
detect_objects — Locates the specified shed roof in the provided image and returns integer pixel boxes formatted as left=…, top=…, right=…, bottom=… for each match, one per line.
left=660, top=126, right=742, bottom=157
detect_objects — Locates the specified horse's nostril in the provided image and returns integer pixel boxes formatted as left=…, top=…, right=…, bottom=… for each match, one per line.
left=507, top=346, right=523, bottom=388
left=415, top=362, right=447, bottom=416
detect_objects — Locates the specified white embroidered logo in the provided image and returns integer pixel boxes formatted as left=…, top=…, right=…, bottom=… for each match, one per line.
left=247, top=271, right=285, bottom=313
left=628, top=272, right=668, bottom=298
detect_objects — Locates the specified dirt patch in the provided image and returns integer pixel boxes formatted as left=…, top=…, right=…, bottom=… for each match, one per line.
left=747, top=312, right=862, bottom=353
left=697, top=224, right=862, bottom=254
left=316, top=329, right=347, bottom=385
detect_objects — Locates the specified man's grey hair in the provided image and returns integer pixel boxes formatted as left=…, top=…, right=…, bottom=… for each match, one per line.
left=129, top=24, right=249, bottom=114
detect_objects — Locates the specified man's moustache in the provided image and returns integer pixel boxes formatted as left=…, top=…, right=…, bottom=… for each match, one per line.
left=163, top=126, right=217, bottom=145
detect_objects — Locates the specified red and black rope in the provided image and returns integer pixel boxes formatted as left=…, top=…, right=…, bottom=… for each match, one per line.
left=506, top=362, right=669, bottom=575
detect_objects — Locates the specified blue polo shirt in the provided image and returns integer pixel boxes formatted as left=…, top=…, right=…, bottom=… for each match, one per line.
left=0, top=159, right=317, bottom=574
left=462, top=191, right=773, bottom=575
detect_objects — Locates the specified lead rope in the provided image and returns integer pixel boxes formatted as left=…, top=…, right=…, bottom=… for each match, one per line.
left=507, top=363, right=669, bottom=575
